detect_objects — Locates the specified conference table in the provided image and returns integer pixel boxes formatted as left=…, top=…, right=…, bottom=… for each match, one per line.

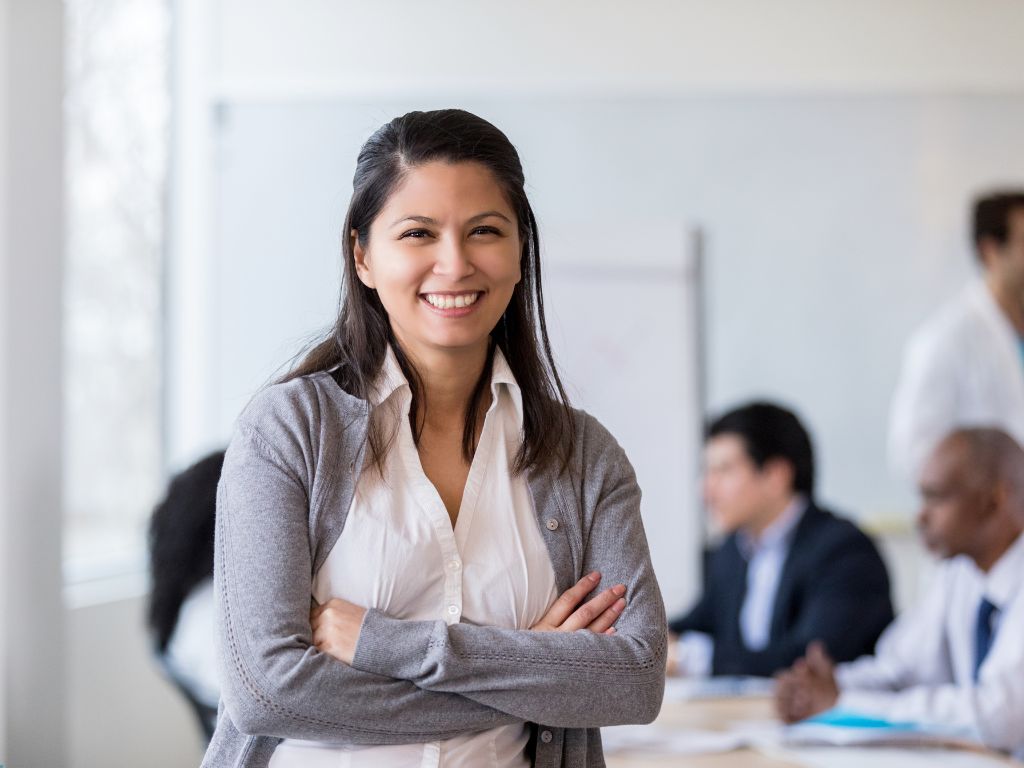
left=603, top=691, right=1019, bottom=767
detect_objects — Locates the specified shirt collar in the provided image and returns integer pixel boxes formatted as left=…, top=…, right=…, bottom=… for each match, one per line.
left=369, top=343, right=523, bottom=428
left=982, top=532, right=1024, bottom=610
left=369, top=344, right=410, bottom=409
left=737, top=495, right=808, bottom=560
left=489, top=345, right=524, bottom=430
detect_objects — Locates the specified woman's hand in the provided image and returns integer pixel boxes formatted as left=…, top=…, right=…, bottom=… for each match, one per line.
left=310, top=597, right=368, bottom=665
left=530, top=571, right=627, bottom=634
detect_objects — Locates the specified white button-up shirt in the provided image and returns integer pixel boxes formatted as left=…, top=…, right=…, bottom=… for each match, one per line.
left=836, top=532, right=1024, bottom=754
left=888, top=280, right=1024, bottom=482
left=269, top=345, right=559, bottom=767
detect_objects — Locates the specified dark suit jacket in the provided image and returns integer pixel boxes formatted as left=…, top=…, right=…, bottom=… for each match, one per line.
left=668, top=503, right=894, bottom=677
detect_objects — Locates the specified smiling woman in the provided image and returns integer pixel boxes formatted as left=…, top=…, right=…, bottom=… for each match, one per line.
left=353, top=162, right=523, bottom=386
left=202, top=109, right=667, bottom=768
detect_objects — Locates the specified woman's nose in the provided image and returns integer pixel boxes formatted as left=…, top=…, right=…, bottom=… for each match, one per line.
left=433, top=236, right=475, bottom=279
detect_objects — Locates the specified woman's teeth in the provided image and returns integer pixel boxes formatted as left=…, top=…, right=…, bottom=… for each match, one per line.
left=423, top=292, right=480, bottom=309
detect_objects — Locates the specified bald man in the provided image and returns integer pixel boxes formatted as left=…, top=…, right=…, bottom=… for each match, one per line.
left=775, top=428, right=1024, bottom=755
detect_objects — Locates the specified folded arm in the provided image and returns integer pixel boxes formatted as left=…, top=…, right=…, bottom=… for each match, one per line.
left=349, top=427, right=668, bottom=728
left=216, top=421, right=519, bottom=743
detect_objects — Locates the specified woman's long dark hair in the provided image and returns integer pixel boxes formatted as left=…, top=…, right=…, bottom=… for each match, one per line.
left=147, top=450, right=224, bottom=653
left=279, top=109, right=574, bottom=475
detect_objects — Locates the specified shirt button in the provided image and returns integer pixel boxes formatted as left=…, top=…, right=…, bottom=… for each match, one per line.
left=447, top=605, right=459, bottom=615
left=449, top=559, right=461, bottom=570
left=540, top=730, right=553, bottom=743
left=546, top=518, right=559, bottom=531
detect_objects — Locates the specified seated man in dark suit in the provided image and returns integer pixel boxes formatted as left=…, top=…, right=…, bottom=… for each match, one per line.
left=667, top=402, right=894, bottom=678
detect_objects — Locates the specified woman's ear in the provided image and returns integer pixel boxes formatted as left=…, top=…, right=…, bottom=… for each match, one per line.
left=352, top=229, right=375, bottom=289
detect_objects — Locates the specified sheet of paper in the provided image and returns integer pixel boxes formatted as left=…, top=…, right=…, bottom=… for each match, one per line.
left=602, top=717, right=789, bottom=757
left=601, top=723, right=746, bottom=756
left=764, top=746, right=1012, bottom=768
left=664, top=675, right=776, bottom=701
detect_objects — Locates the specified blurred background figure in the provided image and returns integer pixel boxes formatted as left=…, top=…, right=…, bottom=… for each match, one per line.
left=667, top=402, right=893, bottom=677
left=147, top=450, right=225, bottom=744
left=776, top=428, right=1024, bottom=757
left=889, top=191, right=1024, bottom=482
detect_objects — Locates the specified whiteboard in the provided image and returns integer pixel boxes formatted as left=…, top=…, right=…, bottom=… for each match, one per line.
left=541, top=228, right=702, bottom=616
left=209, top=94, right=1024, bottom=610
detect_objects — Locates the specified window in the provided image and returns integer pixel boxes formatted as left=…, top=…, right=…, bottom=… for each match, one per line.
left=63, top=0, right=170, bottom=599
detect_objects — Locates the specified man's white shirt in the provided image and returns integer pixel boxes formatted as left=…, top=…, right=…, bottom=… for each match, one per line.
left=835, top=533, right=1024, bottom=753
left=889, top=279, right=1024, bottom=482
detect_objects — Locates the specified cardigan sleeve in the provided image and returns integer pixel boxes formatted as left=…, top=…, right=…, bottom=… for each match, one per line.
left=214, top=397, right=521, bottom=743
left=350, top=414, right=668, bottom=728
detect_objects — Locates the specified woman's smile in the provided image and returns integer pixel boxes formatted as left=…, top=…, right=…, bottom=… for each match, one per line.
left=420, top=290, right=484, bottom=317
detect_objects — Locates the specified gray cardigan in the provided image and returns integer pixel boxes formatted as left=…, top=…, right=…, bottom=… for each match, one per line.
left=201, top=370, right=667, bottom=767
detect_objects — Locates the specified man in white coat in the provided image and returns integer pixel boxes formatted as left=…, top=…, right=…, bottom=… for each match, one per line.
left=889, top=191, right=1024, bottom=482
left=773, top=428, right=1024, bottom=756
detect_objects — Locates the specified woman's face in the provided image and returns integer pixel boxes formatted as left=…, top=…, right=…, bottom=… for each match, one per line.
left=354, top=161, right=522, bottom=362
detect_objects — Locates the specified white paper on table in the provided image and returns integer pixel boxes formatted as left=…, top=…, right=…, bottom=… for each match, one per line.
left=602, top=718, right=788, bottom=757
left=762, top=746, right=1012, bottom=768
left=726, top=718, right=786, bottom=750
left=663, top=675, right=776, bottom=701
left=600, top=723, right=747, bottom=756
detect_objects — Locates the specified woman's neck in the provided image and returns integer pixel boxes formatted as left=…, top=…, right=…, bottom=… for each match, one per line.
left=402, top=339, right=491, bottom=427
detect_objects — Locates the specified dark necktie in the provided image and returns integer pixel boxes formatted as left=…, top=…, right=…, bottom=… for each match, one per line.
left=973, top=597, right=999, bottom=682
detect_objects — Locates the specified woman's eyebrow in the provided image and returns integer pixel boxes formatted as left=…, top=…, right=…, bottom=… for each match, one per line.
left=468, top=211, right=512, bottom=224
left=390, top=215, right=438, bottom=227
left=389, top=211, right=512, bottom=227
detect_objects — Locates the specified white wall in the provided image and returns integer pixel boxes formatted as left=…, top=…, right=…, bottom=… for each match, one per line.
left=0, top=1, right=67, bottom=765
left=213, top=0, right=1024, bottom=98
left=173, top=1, right=1024, bottom=471
left=67, top=596, right=206, bottom=768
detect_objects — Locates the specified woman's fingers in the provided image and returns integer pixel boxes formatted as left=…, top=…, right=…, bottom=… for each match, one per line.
left=530, top=573, right=630, bottom=633
left=536, top=571, right=601, bottom=628
left=307, top=597, right=367, bottom=665
left=562, top=584, right=627, bottom=632
left=586, top=596, right=627, bottom=634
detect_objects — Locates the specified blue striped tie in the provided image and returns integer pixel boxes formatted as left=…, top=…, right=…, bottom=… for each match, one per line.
left=973, top=597, right=998, bottom=682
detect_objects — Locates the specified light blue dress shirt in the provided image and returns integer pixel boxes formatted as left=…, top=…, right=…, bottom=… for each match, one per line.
left=736, top=496, right=808, bottom=651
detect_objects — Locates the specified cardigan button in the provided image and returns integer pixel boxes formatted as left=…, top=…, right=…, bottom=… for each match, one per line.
left=540, top=730, right=553, bottom=743
left=545, top=518, right=559, bottom=531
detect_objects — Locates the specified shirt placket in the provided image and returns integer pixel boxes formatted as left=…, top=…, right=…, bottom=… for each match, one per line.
left=392, top=397, right=462, bottom=768
left=397, top=412, right=465, bottom=627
